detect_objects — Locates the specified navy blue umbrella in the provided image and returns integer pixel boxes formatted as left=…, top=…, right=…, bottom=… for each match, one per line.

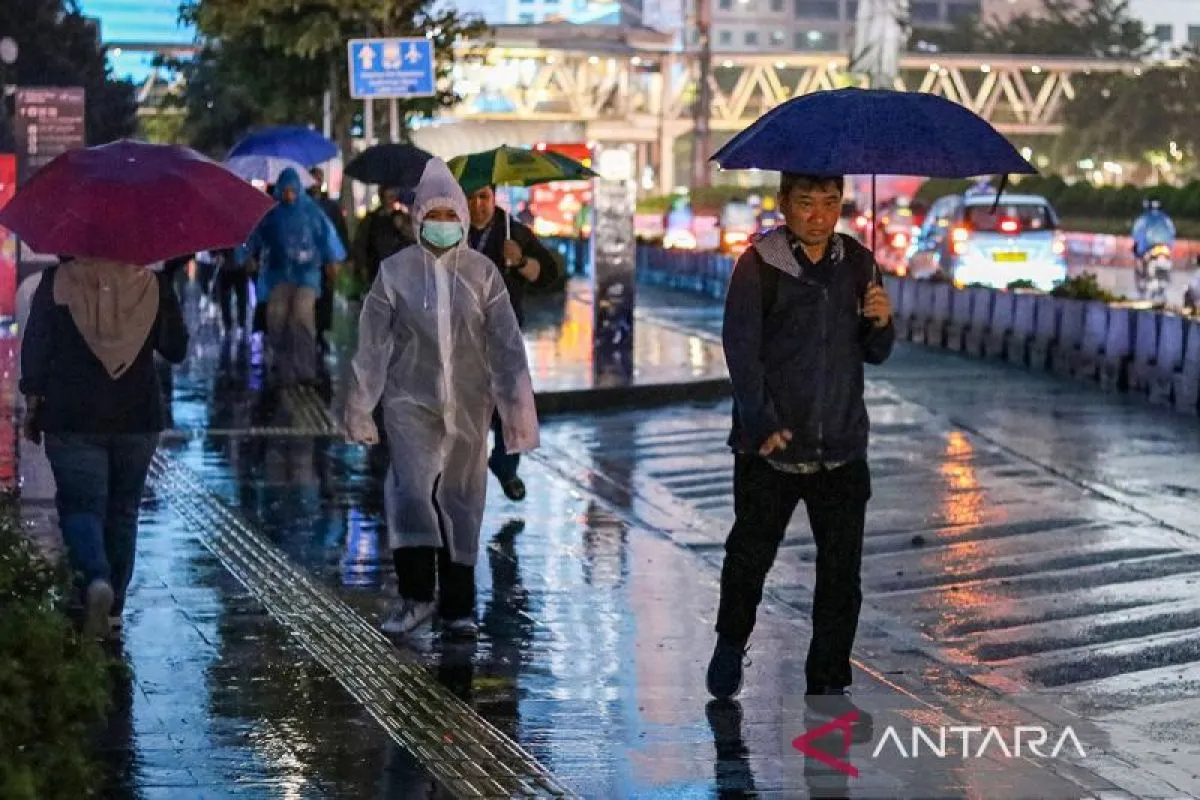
left=227, top=125, right=338, bottom=167
left=711, top=88, right=1036, bottom=178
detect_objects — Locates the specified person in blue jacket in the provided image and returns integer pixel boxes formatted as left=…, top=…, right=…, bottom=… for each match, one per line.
left=242, top=168, right=341, bottom=386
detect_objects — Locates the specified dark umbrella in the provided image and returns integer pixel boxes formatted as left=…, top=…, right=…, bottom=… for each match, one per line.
left=345, top=143, right=434, bottom=188
left=0, top=140, right=275, bottom=265
left=227, top=125, right=338, bottom=167
left=711, top=88, right=1036, bottom=178
left=712, top=88, right=1036, bottom=258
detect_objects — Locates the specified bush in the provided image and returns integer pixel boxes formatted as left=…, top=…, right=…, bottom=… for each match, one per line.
left=1050, top=273, right=1123, bottom=303
left=1006, top=278, right=1038, bottom=291
left=0, top=494, right=113, bottom=800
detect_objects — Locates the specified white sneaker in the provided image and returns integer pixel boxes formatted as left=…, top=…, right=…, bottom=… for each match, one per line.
left=441, top=617, right=479, bottom=638
left=380, top=599, right=435, bottom=635
left=83, top=579, right=114, bottom=641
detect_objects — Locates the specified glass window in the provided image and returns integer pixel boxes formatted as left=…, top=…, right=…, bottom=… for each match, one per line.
left=963, top=203, right=1057, bottom=233
left=771, top=0, right=784, bottom=10
left=719, top=0, right=733, bottom=8
left=911, top=1, right=939, bottom=22
left=719, top=30, right=733, bottom=45
left=770, top=30, right=785, bottom=45
left=846, top=0, right=858, bottom=18
left=1154, top=24, right=1173, bottom=42
left=1189, top=25, right=1200, bottom=44
left=795, top=0, right=839, bottom=19
left=745, top=31, right=759, bottom=45
left=795, top=29, right=832, bottom=50
left=947, top=0, right=980, bottom=22
left=518, top=11, right=534, bottom=22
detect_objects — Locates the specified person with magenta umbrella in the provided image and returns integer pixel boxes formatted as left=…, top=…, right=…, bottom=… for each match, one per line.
left=4, top=140, right=273, bottom=641
left=703, top=89, right=1036, bottom=721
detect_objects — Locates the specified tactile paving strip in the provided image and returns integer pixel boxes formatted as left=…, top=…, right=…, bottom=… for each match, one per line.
left=148, top=451, right=573, bottom=799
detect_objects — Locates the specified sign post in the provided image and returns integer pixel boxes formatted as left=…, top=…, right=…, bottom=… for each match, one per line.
left=590, top=144, right=638, bottom=388
left=13, top=87, right=85, bottom=184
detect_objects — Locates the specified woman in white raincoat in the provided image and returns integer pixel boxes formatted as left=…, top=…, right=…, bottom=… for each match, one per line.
left=345, top=157, right=539, bottom=637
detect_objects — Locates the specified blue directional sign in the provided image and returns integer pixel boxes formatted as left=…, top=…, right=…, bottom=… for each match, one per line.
left=347, top=38, right=436, bottom=100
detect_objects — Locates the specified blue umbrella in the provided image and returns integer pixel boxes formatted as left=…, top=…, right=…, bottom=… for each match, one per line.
left=711, top=88, right=1036, bottom=178
left=227, top=125, right=338, bottom=167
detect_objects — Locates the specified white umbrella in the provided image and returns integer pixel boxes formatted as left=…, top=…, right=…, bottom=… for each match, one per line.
left=223, top=155, right=315, bottom=188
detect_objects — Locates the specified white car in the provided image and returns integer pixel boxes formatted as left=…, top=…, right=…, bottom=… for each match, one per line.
left=907, top=193, right=1068, bottom=291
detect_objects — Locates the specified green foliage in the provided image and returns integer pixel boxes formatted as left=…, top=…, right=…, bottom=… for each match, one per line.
left=0, top=0, right=138, bottom=148
left=0, top=493, right=113, bottom=800
left=1006, top=278, right=1039, bottom=291
left=1050, top=273, right=1123, bottom=302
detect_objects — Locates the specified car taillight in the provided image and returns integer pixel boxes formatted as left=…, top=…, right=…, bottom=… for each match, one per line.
left=999, top=218, right=1020, bottom=234
left=951, top=226, right=970, bottom=255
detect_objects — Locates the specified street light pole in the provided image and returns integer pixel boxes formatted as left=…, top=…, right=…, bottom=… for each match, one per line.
left=690, top=0, right=712, bottom=189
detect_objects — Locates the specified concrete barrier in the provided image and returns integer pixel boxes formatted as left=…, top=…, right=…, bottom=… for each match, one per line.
left=1172, top=320, right=1200, bottom=414
left=984, top=290, right=1015, bottom=361
left=1150, top=314, right=1187, bottom=406
left=1030, top=295, right=1062, bottom=371
left=1128, top=310, right=1161, bottom=395
left=1098, top=306, right=1133, bottom=391
left=1075, top=301, right=1111, bottom=381
left=924, top=283, right=953, bottom=348
left=963, top=287, right=993, bottom=356
left=897, top=280, right=921, bottom=340
left=1051, top=298, right=1086, bottom=376
left=1007, top=293, right=1039, bottom=368
left=910, top=282, right=936, bottom=344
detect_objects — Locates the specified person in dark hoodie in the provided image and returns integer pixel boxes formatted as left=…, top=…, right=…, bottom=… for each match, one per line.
left=465, top=184, right=559, bottom=502
left=705, top=173, right=894, bottom=712
left=21, top=257, right=189, bottom=640
left=309, top=167, right=350, bottom=352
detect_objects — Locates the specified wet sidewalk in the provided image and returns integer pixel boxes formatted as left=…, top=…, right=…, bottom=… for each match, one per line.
left=14, top=278, right=1200, bottom=798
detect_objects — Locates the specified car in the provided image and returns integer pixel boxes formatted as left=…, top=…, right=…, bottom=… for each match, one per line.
left=906, top=193, right=1067, bottom=291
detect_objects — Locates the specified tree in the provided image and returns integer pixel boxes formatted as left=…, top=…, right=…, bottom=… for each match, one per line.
left=0, top=0, right=138, bottom=148
left=910, top=0, right=1149, bottom=58
left=178, top=0, right=488, bottom=160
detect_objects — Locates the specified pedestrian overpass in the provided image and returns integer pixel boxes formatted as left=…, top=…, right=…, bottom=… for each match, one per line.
left=121, top=24, right=1139, bottom=191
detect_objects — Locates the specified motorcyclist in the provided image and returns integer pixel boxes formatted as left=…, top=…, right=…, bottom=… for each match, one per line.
left=1131, top=199, right=1176, bottom=261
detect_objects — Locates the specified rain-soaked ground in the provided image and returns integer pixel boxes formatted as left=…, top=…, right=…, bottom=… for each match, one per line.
left=16, top=275, right=1200, bottom=798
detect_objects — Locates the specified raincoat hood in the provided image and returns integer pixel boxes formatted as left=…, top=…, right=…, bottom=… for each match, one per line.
left=411, top=158, right=469, bottom=247
left=274, top=167, right=306, bottom=202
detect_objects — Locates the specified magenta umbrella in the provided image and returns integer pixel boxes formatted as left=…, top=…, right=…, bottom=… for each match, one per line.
left=0, top=140, right=275, bottom=265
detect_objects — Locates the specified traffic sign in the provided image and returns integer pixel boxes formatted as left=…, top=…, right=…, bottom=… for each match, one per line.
left=348, top=38, right=436, bottom=100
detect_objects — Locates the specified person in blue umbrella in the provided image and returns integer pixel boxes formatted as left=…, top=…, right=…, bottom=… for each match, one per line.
left=707, top=173, right=894, bottom=714
left=241, top=168, right=342, bottom=386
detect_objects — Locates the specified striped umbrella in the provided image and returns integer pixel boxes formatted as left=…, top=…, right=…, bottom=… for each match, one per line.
left=447, top=145, right=597, bottom=238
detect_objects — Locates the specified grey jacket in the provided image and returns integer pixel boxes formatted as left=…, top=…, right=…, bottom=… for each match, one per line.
left=723, top=228, right=895, bottom=464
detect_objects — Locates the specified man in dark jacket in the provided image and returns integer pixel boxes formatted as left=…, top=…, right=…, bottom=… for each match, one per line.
left=466, top=184, right=560, bottom=501
left=351, top=186, right=415, bottom=293
left=706, top=173, right=894, bottom=710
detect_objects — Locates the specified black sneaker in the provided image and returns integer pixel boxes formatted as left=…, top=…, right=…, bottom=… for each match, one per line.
left=500, top=476, right=526, bottom=502
left=706, top=637, right=749, bottom=700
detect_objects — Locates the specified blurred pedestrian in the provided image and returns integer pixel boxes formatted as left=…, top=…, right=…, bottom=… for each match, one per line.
left=241, top=167, right=339, bottom=387
left=351, top=186, right=415, bottom=295
left=345, top=158, right=538, bottom=638
left=706, top=172, right=894, bottom=706
left=465, top=184, right=559, bottom=502
left=212, top=247, right=250, bottom=333
left=20, top=257, right=189, bottom=640
left=309, top=167, right=350, bottom=353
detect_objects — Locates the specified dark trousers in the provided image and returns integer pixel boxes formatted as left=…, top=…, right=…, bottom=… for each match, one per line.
left=216, top=268, right=250, bottom=329
left=316, top=273, right=334, bottom=337
left=43, top=431, right=159, bottom=616
left=487, top=409, right=520, bottom=482
left=716, top=455, right=871, bottom=691
left=393, top=546, right=476, bottom=620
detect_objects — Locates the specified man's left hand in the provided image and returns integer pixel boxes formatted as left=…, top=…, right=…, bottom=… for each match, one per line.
left=503, top=239, right=523, bottom=267
left=516, top=258, right=541, bottom=283
left=863, top=284, right=892, bottom=328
